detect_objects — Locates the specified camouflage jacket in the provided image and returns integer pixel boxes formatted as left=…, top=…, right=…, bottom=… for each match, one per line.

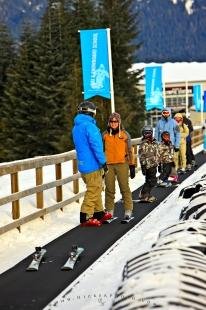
left=138, top=138, right=159, bottom=169
left=158, top=142, right=174, bottom=164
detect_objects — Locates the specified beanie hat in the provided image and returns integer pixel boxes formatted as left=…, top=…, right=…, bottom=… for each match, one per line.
left=108, top=112, right=121, bottom=124
left=108, top=112, right=122, bottom=137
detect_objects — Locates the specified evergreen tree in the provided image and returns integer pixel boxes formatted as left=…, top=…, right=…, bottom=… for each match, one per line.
left=0, top=23, right=14, bottom=102
left=97, top=0, right=145, bottom=137
left=62, top=0, right=114, bottom=132
left=0, top=26, right=41, bottom=161
left=33, top=0, right=73, bottom=154
left=1, top=1, right=72, bottom=161
left=63, top=0, right=101, bottom=133
left=0, top=0, right=145, bottom=161
left=0, top=23, right=15, bottom=160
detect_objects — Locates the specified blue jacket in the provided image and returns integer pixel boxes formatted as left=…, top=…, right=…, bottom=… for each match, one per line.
left=155, top=116, right=180, bottom=148
left=72, top=114, right=106, bottom=174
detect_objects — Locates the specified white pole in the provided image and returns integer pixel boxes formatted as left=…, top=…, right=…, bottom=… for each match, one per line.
left=185, top=80, right=189, bottom=117
left=163, top=80, right=166, bottom=108
left=200, top=85, right=204, bottom=125
left=162, top=65, right=166, bottom=108
left=107, top=28, right=115, bottom=113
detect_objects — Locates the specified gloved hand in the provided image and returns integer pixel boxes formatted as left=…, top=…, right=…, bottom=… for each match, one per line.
left=129, top=165, right=136, bottom=179
left=174, top=147, right=179, bottom=152
left=102, top=163, right=108, bottom=177
left=141, top=165, right=147, bottom=176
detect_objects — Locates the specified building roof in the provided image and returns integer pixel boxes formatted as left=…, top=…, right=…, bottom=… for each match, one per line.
left=132, top=62, right=206, bottom=84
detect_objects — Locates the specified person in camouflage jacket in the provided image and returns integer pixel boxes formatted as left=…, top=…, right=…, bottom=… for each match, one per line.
left=158, top=131, right=175, bottom=186
left=138, top=125, right=159, bottom=202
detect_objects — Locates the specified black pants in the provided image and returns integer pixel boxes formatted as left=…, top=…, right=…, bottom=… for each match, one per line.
left=141, top=166, right=157, bottom=197
left=159, top=162, right=174, bottom=181
left=186, top=140, right=195, bottom=165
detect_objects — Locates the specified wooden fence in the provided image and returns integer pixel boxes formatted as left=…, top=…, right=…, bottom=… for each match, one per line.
left=0, top=129, right=203, bottom=235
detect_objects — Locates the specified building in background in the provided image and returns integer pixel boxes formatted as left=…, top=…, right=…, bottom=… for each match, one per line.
left=133, top=63, right=206, bottom=126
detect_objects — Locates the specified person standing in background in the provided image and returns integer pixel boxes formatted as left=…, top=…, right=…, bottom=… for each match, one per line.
left=155, top=108, right=180, bottom=180
left=139, top=125, right=159, bottom=202
left=179, top=109, right=196, bottom=170
left=72, top=101, right=112, bottom=227
left=102, top=112, right=135, bottom=221
left=158, top=131, right=175, bottom=187
left=173, top=113, right=189, bottom=173
left=155, top=108, right=181, bottom=151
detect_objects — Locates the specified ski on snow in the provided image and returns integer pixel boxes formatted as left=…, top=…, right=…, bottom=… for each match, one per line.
left=26, top=247, right=46, bottom=271
left=103, top=216, right=118, bottom=224
left=61, top=245, right=84, bottom=270
left=121, top=216, right=134, bottom=224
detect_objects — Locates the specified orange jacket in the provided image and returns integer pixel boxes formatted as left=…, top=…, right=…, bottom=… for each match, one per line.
left=102, top=130, right=135, bottom=165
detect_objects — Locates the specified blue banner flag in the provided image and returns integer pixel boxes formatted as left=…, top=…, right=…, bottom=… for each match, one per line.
left=79, top=29, right=111, bottom=99
left=193, top=84, right=202, bottom=112
left=203, top=91, right=206, bottom=112
left=145, top=66, right=163, bottom=111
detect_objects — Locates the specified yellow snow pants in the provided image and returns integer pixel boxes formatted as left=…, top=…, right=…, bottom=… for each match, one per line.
left=81, top=169, right=104, bottom=217
left=174, top=141, right=187, bottom=170
left=104, top=163, right=133, bottom=212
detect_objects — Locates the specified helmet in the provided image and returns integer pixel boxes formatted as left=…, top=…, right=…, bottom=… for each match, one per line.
left=78, top=101, right=96, bottom=116
left=142, top=125, right=153, bottom=139
left=161, top=131, right=170, bottom=143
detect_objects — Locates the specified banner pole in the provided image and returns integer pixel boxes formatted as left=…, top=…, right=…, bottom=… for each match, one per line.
left=185, top=80, right=189, bottom=117
left=106, top=28, right=115, bottom=113
left=201, top=87, right=204, bottom=125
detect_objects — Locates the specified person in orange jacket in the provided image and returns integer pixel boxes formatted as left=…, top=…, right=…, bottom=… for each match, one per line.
left=102, top=112, right=135, bottom=221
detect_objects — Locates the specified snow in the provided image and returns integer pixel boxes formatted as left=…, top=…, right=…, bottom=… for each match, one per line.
left=171, top=0, right=194, bottom=15
left=0, top=145, right=204, bottom=310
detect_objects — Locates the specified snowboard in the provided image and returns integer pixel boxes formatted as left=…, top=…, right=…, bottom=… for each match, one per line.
left=26, top=247, right=46, bottom=271
left=103, top=216, right=118, bottom=224
left=121, top=216, right=134, bottom=224
left=61, top=245, right=84, bottom=270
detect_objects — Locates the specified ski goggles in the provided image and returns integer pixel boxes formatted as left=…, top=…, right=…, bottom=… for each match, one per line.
left=109, top=119, right=119, bottom=123
left=162, top=110, right=170, bottom=117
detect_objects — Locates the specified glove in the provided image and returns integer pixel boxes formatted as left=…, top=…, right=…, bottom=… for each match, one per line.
left=129, top=165, right=136, bottom=179
left=174, top=147, right=179, bottom=152
left=102, top=163, right=108, bottom=177
left=141, top=165, right=147, bottom=176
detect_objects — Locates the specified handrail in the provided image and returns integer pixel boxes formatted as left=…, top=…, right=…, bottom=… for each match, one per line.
left=0, top=129, right=203, bottom=235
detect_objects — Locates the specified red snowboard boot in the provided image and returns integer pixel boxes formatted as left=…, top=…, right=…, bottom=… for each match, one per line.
left=81, top=218, right=102, bottom=227
left=99, top=211, right=113, bottom=223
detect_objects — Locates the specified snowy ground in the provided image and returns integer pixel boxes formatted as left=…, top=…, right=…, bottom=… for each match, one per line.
left=0, top=145, right=204, bottom=310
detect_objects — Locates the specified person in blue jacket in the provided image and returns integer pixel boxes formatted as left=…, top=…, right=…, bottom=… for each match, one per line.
left=72, top=101, right=112, bottom=226
left=155, top=108, right=181, bottom=180
left=155, top=108, right=180, bottom=150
